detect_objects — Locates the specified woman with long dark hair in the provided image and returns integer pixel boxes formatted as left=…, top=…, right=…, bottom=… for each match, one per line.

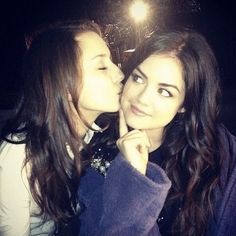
left=77, top=28, right=236, bottom=235
left=0, top=20, right=123, bottom=235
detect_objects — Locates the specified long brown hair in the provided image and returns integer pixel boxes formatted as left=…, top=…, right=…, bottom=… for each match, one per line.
left=1, top=20, right=102, bottom=227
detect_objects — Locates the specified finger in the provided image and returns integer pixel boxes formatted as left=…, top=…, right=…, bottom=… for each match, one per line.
left=117, top=133, right=150, bottom=154
left=116, top=130, right=140, bottom=148
left=119, top=109, right=128, bottom=137
left=141, top=130, right=151, bottom=149
left=117, top=130, right=150, bottom=148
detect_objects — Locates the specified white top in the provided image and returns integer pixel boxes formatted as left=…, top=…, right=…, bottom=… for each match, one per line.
left=0, top=140, right=55, bottom=236
left=0, top=123, right=99, bottom=235
left=84, top=123, right=101, bottom=144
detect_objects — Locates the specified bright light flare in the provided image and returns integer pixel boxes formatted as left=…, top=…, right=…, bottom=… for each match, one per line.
left=129, top=0, right=149, bottom=23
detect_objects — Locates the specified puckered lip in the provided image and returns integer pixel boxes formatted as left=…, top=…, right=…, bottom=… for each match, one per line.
left=130, top=104, right=151, bottom=116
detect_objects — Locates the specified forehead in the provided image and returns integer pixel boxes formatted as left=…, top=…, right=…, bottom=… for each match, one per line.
left=76, top=31, right=110, bottom=59
left=139, top=54, right=184, bottom=86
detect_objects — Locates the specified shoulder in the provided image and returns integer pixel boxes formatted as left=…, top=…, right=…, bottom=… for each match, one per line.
left=0, top=141, right=32, bottom=235
left=0, top=140, right=26, bottom=170
left=217, top=124, right=236, bottom=152
left=217, top=124, right=236, bottom=191
left=215, top=125, right=236, bottom=234
left=216, top=160, right=236, bottom=235
left=0, top=140, right=29, bottom=196
left=217, top=124, right=236, bottom=177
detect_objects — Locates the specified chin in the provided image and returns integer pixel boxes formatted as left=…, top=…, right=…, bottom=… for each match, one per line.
left=108, top=104, right=120, bottom=112
left=125, top=119, right=142, bottom=130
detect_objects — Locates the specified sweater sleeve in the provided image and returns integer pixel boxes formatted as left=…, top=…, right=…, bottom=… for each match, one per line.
left=79, top=153, right=171, bottom=236
left=0, top=142, right=30, bottom=236
left=214, top=125, right=236, bottom=236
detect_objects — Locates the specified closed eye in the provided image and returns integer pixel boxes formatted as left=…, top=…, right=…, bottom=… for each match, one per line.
left=98, top=67, right=107, bottom=70
left=158, top=88, right=172, bottom=97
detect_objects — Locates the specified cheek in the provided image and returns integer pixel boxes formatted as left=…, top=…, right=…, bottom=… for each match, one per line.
left=98, top=76, right=117, bottom=93
left=120, top=91, right=130, bottom=108
left=121, top=84, right=133, bottom=101
left=79, top=81, right=104, bottom=107
left=154, top=103, right=180, bottom=123
left=83, top=76, right=108, bottom=94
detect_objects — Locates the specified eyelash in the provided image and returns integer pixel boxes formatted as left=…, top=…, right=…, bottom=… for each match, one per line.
left=158, top=88, right=172, bottom=97
left=98, top=67, right=107, bottom=70
left=132, top=73, right=173, bottom=97
left=132, top=74, right=144, bottom=83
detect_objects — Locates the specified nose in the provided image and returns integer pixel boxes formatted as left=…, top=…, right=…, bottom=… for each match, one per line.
left=136, top=86, right=150, bottom=105
left=112, top=64, right=124, bottom=83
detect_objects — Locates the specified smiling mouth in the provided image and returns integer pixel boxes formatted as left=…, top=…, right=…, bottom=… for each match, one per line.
left=130, top=105, right=150, bottom=116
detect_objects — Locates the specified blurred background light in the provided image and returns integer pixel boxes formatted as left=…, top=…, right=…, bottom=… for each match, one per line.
left=129, top=0, right=149, bottom=23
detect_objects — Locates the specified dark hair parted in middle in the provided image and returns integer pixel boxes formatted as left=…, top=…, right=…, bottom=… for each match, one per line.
left=122, top=29, right=222, bottom=235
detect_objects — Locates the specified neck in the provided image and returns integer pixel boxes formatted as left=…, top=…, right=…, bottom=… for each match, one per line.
left=76, top=118, right=90, bottom=137
left=70, top=105, right=100, bottom=138
left=76, top=114, right=99, bottom=138
left=144, top=128, right=164, bottom=153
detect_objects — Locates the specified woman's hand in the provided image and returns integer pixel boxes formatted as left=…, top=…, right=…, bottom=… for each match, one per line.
left=116, top=109, right=150, bottom=175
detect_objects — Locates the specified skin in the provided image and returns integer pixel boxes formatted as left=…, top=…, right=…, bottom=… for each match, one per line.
left=117, top=54, right=185, bottom=174
left=73, top=31, right=124, bottom=136
left=77, top=32, right=124, bottom=123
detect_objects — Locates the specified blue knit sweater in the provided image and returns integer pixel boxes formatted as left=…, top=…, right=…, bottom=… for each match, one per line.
left=77, top=125, right=236, bottom=236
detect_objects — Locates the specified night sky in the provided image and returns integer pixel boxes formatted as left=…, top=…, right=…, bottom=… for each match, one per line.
left=1, top=0, right=236, bottom=133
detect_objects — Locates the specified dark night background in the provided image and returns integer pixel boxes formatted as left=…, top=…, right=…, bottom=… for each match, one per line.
left=0, top=0, right=236, bottom=134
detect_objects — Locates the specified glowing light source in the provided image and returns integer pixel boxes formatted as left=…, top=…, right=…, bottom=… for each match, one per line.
left=129, top=0, right=149, bottom=23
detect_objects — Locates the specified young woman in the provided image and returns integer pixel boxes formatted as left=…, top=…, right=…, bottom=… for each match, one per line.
left=0, top=20, right=123, bottom=235
left=77, top=29, right=236, bottom=235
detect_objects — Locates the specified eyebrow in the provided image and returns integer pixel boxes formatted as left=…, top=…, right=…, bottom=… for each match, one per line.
left=135, top=67, right=181, bottom=93
left=91, top=53, right=111, bottom=60
left=158, top=83, right=181, bottom=93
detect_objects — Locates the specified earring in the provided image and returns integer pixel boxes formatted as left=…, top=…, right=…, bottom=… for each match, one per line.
left=178, top=107, right=185, bottom=113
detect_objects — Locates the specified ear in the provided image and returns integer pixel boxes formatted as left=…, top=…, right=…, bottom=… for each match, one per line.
left=178, top=107, right=185, bottom=113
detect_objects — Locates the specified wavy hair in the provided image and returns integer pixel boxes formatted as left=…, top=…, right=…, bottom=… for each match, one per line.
left=123, top=29, right=222, bottom=235
left=1, top=20, right=102, bottom=228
